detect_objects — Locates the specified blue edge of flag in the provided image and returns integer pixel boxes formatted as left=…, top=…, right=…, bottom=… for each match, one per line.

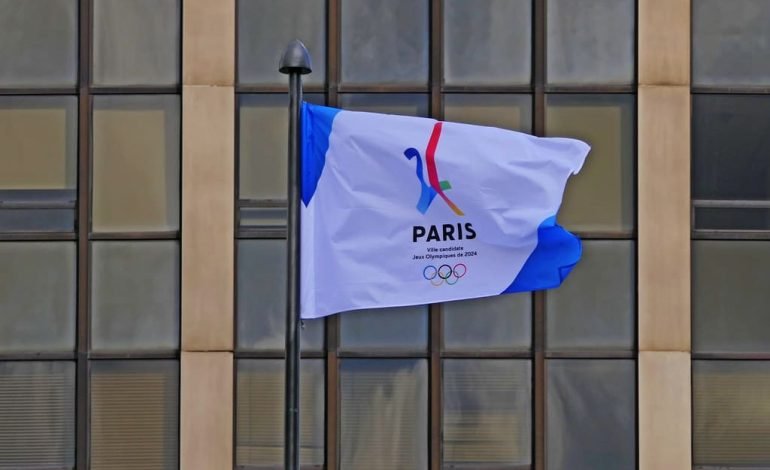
left=302, top=102, right=582, bottom=296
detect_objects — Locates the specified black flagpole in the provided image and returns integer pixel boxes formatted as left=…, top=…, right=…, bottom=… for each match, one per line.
left=279, top=40, right=311, bottom=470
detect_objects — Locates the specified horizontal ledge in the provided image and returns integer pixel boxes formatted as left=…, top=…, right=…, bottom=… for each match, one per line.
left=90, top=86, right=181, bottom=95
left=89, top=231, right=179, bottom=240
left=0, top=87, right=78, bottom=95
left=237, top=229, right=287, bottom=239
left=545, top=351, right=636, bottom=359
left=239, top=199, right=286, bottom=208
left=0, top=233, right=77, bottom=241
left=0, top=353, right=77, bottom=361
left=440, top=351, right=532, bottom=359
left=693, top=353, right=770, bottom=360
left=88, top=351, right=180, bottom=360
left=694, top=199, right=770, bottom=209
left=543, top=84, right=636, bottom=94
left=441, top=85, right=533, bottom=94
left=236, top=84, right=326, bottom=94
left=692, top=86, right=770, bottom=95
left=234, top=351, right=325, bottom=359
left=692, top=230, right=770, bottom=240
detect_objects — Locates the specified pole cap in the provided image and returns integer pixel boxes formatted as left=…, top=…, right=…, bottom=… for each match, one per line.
left=279, top=39, right=312, bottom=75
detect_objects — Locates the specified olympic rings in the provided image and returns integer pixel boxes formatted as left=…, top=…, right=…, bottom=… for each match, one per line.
left=422, top=263, right=468, bottom=286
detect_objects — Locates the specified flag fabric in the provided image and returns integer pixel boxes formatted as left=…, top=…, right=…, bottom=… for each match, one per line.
left=300, top=102, right=590, bottom=319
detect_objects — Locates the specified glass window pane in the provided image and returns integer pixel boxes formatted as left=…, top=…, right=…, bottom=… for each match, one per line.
left=90, top=360, right=179, bottom=470
left=237, top=240, right=324, bottom=351
left=693, top=241, right=770, bottom=354
left=236, top=360, right=324, bottom=467
left=339, top=94, right=429, bottom=117
left=443, top=360, right=531, bottom=467
left=0, top=243, right=75, bottom=353
left=0, top=207, right=75, bottom=232
left=340, top=0, right=428, bottom=86
left=0, top=96, right=77, bottom=231
left=693, top=0, right=770, bottom=87
left=0, top=96, right=77, bottom=190
left=91, top=242, right=180, bottom=352
left=546, top=94, right=635, bottom=233
left=546, top=360, right=636, bottom=470
left=239, top=94, right=325, bottom=202
left=693, top=95, right=770, bottom=230
left=340, top=306, right=428, bottom=351
left=547, top=0, right=635, bottom=85
left=546, top=241, right=635, bottom=352
left=443, top=294, right=531, bottom=351
left=0, top=361, right=75, bottom=468
left=443, top=0, right=531, bottom=86
left=93, top=0, right=180, bottom=86
left=443, top=94, right=532, bottom=133
left=238, top=0, right=326, bottom=87
left=694, top=360, right=770, bottom=467
left=340, top=359, right=428, bottom=470
left=0, top=0, right=77, bottom=87
left=239, top=206, right=287, bottom=229
left=92, top=95, right=180, bottom=232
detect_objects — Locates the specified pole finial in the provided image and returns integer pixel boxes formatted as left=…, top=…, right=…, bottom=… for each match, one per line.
left=279, top=39, right=312, bottom=75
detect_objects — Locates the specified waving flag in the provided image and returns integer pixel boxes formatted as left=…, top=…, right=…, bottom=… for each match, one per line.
left=300, top=102, right=590, bottom=319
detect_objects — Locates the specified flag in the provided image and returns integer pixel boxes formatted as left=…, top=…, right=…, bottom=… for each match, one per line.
left=300, top=102, right=590, bottom=319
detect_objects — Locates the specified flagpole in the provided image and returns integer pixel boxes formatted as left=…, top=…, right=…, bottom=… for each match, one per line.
left=279, top=40, right=312, bottom=470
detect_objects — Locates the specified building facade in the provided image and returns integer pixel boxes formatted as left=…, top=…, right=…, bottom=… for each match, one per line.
left=0, top=0, right=768, bottom=469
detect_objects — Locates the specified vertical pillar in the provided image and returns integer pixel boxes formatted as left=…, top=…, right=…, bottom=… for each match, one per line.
left=637, top=1, right=692, bottom=469
left=180, top=0, right=235, bottom=468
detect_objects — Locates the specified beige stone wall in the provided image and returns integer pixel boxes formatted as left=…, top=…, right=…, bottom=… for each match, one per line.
left=180, top=0, right=235, bottom=468
left=638, top=1, right=692, bottom=468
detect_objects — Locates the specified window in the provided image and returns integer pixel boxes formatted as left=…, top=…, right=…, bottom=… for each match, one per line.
left=692, top=2, right=770, bottom=467
left=0, top=0, right=182, bottom=467
left=234, top=1, right=638, bottom=468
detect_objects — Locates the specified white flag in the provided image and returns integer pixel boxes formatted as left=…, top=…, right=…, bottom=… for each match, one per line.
left=300, top=102, right=590, bottom=319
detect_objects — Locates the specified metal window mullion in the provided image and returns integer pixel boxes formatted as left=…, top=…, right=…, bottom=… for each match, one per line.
left=75, top=0, right=93, bottom=468
left=533, top=1, right=547, bottom=469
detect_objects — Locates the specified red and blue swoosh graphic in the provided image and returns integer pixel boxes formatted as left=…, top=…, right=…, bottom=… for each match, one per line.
left=404, top=122, right=464, bottom=216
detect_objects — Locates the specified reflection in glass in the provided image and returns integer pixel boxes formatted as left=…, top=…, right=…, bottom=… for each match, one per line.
left=693, top=241, right=770, bottom=353
left=91, top=241, right=180, bottom=352
left=0, top=242, right=76, bottom=353
left=90, top=360, right=179, bottom=470
left=443, top=0, right=531, bottom=86
left=547, top=0, right=634, bottom=85
left=694, top=360, right=770, bottom=467
left=239, top=94, right=325, bottom=202
left=693, top=0, right=770, bottom=87
left=238, top=0, right=326, bottom=86
left=340, top=359, right=428, bottom=470
left=341, top=0, right=428, bottom=85
left=0, top=361, right=75, bottom=469
left=546, top=359, right=635, bottom=470
left=546, top=94, right=635, bottom=233
left=236, top=360, right=325, bottom=466
left=443, top=360, right=531, bottom=467
left=340, top=306, right=428, bottom=351
left=93, top=0, right=180, bottom=86
left=0, top=96, right=77, bottom=231
left=693, top=95, right=770, bottom=230
left=237, top=240, right=324, bottom=351
left=0, top=0, right=77, bottom=87
left=339, top=94, right=429, bottom=117
left=546, top=241, right=635, bottom=352
left=92, top=95, right=180, bottom=232
left=443, top=294, right=531, bottom=351
left=443, top=94, right=532, bottom=133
